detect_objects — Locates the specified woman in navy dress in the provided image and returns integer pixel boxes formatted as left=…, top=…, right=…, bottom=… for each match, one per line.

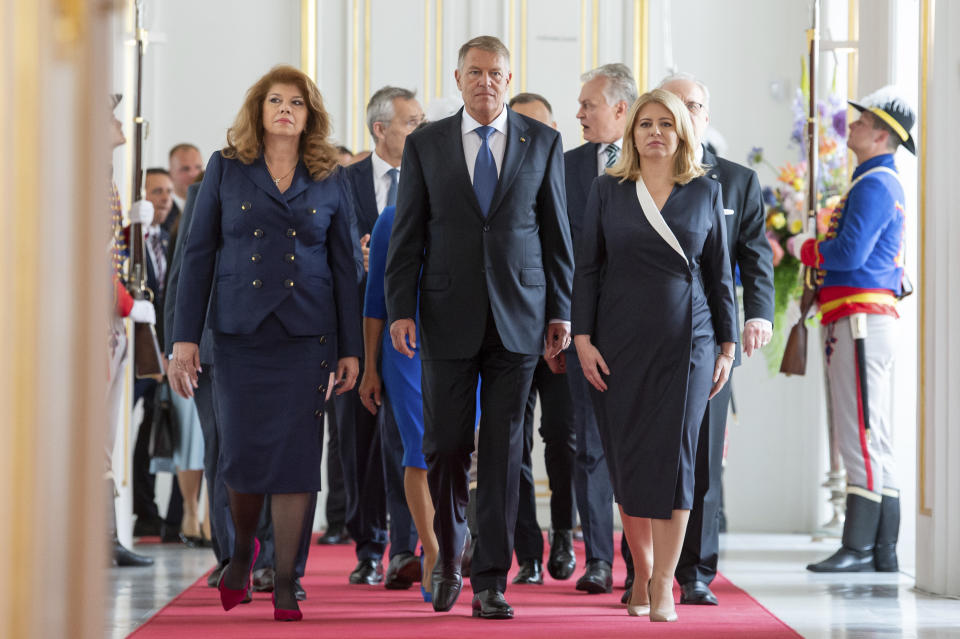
left=170, top=65, right=361, bottom=622
left=572, top=89, right=737, bottom=623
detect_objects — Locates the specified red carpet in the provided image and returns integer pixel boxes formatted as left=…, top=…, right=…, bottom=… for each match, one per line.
left=129, top=535, right=800, bottom=638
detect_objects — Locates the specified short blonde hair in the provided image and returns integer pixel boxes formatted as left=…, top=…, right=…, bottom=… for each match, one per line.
left=223, top=65, right=338, bottom=181
left=608, top=89, right=705, bottom=185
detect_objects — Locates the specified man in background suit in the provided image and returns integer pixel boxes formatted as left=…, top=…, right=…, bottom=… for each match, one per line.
left=385, top=36, right=573, bottom=619
left=166, top=143, right=203, bottom=234
left=505, top=92, right=577, bottom=585
left=653, top=73, right=775, bottom=606
left=339, top=85, right=424, bottom=588
left=563, top=63, right=637, bottom=595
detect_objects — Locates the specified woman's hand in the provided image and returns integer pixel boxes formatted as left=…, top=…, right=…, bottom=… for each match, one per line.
left=709, top=342, right=736, bottom=399
left=574, top=335, right=609, bottom=392
left=170, top=341, right=201, bottom=399
left=358, top=368, right=382, bottom=415
left=335, top=356, right=360, bottom=395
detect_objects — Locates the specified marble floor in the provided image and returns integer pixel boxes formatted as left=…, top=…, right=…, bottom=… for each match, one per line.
left=106, top=533, right=960, bottom=638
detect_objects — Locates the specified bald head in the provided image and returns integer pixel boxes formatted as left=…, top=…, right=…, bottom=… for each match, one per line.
left=659, top=76, right=709, bottom=144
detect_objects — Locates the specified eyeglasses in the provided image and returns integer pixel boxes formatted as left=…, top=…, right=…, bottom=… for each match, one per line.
left=685, top=101, right=704, bottom=115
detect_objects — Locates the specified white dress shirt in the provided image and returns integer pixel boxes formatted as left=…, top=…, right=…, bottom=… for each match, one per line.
left=596, top=138, right=624, bottom=176
left=172, top=193, right=185, bottom=214
left=461, top=105, right=509, bottom=183
left=370, top=150, right=399, bottom=214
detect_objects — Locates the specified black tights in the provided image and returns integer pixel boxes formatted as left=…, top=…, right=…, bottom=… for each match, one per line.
left=224, top=487, right=310, bottom=611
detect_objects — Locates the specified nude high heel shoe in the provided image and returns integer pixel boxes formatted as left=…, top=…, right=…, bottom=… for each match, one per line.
left=626, top=578, right=650, bottom=616
left=649, top=577, right=678, bottom=622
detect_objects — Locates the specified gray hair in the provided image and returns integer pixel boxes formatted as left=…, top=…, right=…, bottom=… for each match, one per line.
left=366, top=86, right=417, bottom=137
left=580, top=63, right=638, bottom=107
left=457, top=35, right=511, bottom=73
left=658, top=71, right=711, bottom=108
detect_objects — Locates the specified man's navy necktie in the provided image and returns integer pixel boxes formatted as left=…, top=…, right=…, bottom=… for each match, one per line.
left=386, top=167, right=399, bottom=207
left=473, top=125, right=497, bottom=216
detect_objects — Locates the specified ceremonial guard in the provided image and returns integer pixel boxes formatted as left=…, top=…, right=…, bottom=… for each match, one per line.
left=788, top=87, right=915, bottom=573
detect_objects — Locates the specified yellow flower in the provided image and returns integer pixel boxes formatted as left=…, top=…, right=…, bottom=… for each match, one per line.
left=792, top=178, right=804, bottom=191
left=769, top=212, right=786, bottom=230
left=789, top=219, right=804, bottom=234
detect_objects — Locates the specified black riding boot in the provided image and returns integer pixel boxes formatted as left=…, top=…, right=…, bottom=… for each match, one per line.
left=110, top=482, right=154, bottom=567
left=807, top=492, right=880, bottom=573
left=874, top=491, right=900, bottom=572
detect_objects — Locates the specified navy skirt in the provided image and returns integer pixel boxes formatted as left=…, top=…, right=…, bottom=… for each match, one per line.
left=213, top=314, right=334, bottom=494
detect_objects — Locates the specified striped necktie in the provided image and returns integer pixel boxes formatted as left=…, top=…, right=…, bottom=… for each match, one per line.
left=605, top=143, right=620, bottom=168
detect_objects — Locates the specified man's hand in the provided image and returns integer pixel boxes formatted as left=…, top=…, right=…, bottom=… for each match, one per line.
left=742, top=319, right=773, bottom=357
left=129, top=199, right=154, bottom=226
left=544, top=351, right=566, bottom=374
left=334, top=356, right=360, bottom=395
left=128, top=299, right=156, bottom=325
left=544, top=322, right=571, bottom=359
left=389, top=319, right=417, bottom=358
left=360, top=234, right=371, bottom=272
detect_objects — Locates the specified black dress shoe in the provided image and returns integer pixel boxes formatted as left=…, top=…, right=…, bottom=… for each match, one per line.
left=575, top=559, right=612, bottom=593
left=294, top=577, right=306, bottom=601
left=472, top=589, right=514, bottom=619
left=680, top=580, right=718, bottom=605
left=431, top=570, right=463, bottom=612
left=385, top=552, right=421, bottom=590
left=349, top=558, right=384, bottom=585
left=253, top=567, right=275, bottom=592
left=621, top=586, right=632, bottom=604
left=207, top=562, right=227, bottom=588
left=512, top=559, right=543, bottom=584
left=132, top=517, right=163, bottom=537
left=317, top=524, right=350, bottom=545
left=547, top=530, right=576, bottom=580
left=113, top=541, right=154, bottom=567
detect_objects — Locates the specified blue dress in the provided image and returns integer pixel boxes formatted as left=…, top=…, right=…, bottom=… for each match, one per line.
left=365, top=206, right=480, bottom=470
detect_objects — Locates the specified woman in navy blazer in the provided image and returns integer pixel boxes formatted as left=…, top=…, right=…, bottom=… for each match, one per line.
left=572, top=90, right=737, bottom=623
left=170, top=65, right=361, bottom=622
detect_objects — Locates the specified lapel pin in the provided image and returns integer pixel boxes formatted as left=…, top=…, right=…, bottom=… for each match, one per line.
left=520, top=136, right=526, bottom=143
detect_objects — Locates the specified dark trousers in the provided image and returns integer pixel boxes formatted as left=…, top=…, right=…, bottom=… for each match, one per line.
left=193, top=365, right=231, bottom=563
left=132, top=378, right=183, bottom=527
left=566, top=350, right=614, bottom=565
left=380, top=393, right=418, bottom=558
left=675, top=374, right=731, bottom=586
left=332, top=385, right=388, bottom=561
left=514, top=357, right=576, bottom=562
left=324, top=413, right=347, bottom=528
left=421, top=315, right=538, bottom=594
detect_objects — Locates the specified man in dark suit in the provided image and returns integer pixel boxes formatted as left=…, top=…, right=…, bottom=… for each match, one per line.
left=657, top=73, right=774, bottom=606
left=506, top=92, right=576, bottom=585
left=563, top=63, right=637, bottom=595
left=385, top=36, right=573, bottom=619
left=165, top=143, right=204, bottom=234
left=338, top=85, right=425, bottom=587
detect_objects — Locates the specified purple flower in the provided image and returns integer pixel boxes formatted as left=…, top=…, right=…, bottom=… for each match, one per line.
left=832, top=110, right=846, bottom=138
left=762, top=186, right=777, bottom=207
left=747, top=146, right=764, bottom=166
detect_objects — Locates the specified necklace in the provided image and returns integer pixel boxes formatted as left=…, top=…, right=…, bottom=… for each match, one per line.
left=266, top=160, right=297, bottom=186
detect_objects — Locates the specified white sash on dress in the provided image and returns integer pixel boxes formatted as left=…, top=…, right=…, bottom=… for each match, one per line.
left=635, top=177, right=687, bottom=265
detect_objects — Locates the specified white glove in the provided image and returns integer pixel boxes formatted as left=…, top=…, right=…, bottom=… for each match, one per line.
left=129, top=199, right=155, bottom=226
left=129, top=299, right=156, bottom=324
left=786, top=232, right=814, bottom=260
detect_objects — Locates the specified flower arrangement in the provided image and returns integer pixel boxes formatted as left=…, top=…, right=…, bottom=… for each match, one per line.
left=747, top=88, right=848, bottom=374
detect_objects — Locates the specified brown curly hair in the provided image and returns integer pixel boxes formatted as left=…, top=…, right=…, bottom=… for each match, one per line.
left=222, top=65, right=338, bottom=180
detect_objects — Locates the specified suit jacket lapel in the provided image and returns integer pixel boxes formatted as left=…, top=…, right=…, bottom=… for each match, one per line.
left=352, top=156, right=380, bottom=234
left=442, top=110, right=485, bottom=220
left=580, top=143, right=599, bottom=194
left=282, top=163, right=312, bottom=203
left=237, top=156, right=288, bottom=208
left=487, top=108, right=530, bottom=220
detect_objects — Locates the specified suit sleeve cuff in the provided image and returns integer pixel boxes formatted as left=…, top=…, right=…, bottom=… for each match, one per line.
left=744, top=318, right=772, bottom=331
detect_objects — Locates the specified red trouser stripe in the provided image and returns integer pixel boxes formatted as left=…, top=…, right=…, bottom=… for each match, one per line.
left=854, top=351, right=874, bottom=492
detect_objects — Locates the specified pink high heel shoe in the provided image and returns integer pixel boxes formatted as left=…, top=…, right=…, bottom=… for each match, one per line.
left=273, top=592, right=303, bottom=622
left=217, top=538, right=261, bottom=611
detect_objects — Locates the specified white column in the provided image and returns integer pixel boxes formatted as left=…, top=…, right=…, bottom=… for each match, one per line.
left=915, top=0, right=960, bottom=598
